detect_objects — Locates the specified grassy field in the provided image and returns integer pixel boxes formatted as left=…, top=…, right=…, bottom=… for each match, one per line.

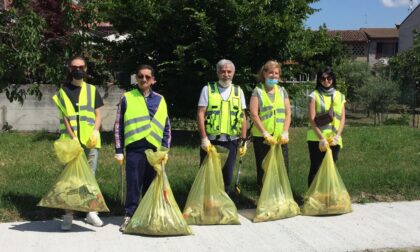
left=0, top=126, right=419, bottom=222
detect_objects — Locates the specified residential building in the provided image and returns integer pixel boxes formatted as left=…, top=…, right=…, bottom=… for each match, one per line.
left=398, top=4, right=420, bottom=52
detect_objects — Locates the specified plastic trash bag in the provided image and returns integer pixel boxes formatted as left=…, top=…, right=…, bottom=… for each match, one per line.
left=254, top=144, right=300, bottom=222
left=38, top=138, right=109, bottom=212
left=124, top=148, right=192, bottom=236
left=301, top=147, right=352, bottom=215
left=183, top=145, right=240, bottom=225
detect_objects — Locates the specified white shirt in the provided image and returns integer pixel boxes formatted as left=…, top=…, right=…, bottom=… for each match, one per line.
left=198, top=84, right=247, bottom=141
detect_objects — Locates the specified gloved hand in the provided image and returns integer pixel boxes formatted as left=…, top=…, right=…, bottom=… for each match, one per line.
left=279, top=131, right=289, bottom=145
left=239, top=140, right=247, bottom=157
left=201, top=137, right=212, bottom=152
left=114, top=153, right=124, bottom=165
left=319, top=138, right=329, bottom=152
left=331, top=134, right=341, bottom=146
left=86, top=129, right=99, bottom=149
left=262, top=131, right=276, bottom=145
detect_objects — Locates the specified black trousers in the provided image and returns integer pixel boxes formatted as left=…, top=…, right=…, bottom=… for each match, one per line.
left=253, top=137, right=289, bottom=189
left=307, top=141, right=340, bottom=187
left=200, top=139, right=239, bottom=193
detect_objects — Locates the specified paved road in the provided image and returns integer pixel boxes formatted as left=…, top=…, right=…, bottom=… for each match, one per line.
left=1, top=201, right=420, bottom=252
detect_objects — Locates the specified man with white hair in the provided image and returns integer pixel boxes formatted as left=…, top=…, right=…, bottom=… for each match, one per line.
left=197, top=59, right=247, bottom=194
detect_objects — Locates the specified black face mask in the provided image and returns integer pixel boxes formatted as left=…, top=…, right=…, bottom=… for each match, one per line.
left=71, top=69, right=86, bottom=80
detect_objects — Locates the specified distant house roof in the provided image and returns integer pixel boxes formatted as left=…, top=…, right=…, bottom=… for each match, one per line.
left=360, top=28, right=399, bottom=39
left=327, top=30, right=368, bottom=42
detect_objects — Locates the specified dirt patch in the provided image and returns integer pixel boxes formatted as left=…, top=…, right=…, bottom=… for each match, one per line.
left=353, top=192, right=407, bottom=204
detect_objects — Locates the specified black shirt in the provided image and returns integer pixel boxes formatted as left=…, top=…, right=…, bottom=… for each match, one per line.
left=62, top=83, right=104, bottom=111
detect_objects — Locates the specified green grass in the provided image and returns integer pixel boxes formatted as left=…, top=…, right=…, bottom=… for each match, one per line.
left=0, top=126, right=419, bottom=222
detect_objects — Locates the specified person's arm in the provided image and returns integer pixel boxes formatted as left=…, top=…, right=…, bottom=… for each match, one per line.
left=337, top=105, right=346, bottom=136
left=63, top=115, right=76, bottom=139
left=162, top=115, right=171, bottom=148
left=249, top=95, right=266, bottom=135
left=283, top=97, right=291, bottom=133
left=308, top=98, right=324, bottom=140
left=197, top=106, right=207, bottom=139
left=94, top=108, right=101, bottom=131
left=114, top=96, right=126, bottom=154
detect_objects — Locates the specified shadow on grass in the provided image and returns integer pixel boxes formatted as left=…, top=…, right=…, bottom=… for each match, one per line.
left=1, top=192, right=125, bottom=223
left=30, top=131, right=60, bottom=142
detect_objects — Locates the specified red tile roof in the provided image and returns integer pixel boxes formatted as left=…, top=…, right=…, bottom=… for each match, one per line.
left=327, top=30, right=368, bottom=42
left=360, top=28, right=399, bottom=39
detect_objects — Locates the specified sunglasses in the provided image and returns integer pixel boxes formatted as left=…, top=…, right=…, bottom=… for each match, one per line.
left=321, top=76, right=332, bottom=81
left=70, top=65, right=85, bottom=70
left=137, top=74, right=153, bottom=80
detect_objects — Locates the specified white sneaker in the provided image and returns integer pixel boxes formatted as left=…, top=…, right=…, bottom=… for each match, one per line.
left=61, top=214, right=73, bottom=231
left=85, top=212, right=103, bottom=227
left=119, top=216, right=131, bottom=232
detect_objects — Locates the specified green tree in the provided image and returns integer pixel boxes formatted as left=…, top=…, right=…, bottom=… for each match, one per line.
left=356, top=76, right=400, bottom=125
left=108, top=0, right=323, bottom=117
left=389, top=32, right=420, bottom=127
left=0, top=0, right=113, bottom=103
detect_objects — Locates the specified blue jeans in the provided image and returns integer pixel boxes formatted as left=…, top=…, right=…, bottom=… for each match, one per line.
left=84, top=148, right=99, bottom=175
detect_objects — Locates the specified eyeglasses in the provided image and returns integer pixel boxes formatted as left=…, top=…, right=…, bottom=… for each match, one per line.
left=321, top=76, right=332, bottom=81
left=137, top=74, right=152, bottom=80
left=70, top=65, right=85, bottom=70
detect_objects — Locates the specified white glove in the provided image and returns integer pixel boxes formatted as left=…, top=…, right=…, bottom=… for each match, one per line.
left=201, top=137, right=212, bottom=152
left=262, top=131, right=276, bottom=145
left=319, top=138, right=329, bottom=152
left=114, top=153, right=124, bottom=165
left=280, top=131, right=289, bottom=145
left=331, top=134, right=341, bottom=146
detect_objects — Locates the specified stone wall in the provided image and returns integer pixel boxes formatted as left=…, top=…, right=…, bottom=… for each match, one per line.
left=0, top=85, right=125, bottom=132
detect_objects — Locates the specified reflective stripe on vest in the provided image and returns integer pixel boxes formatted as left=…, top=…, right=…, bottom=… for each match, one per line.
left=251, top=84, right=286, bottom=138
left=307, top=90, right=345, bottom=147
left=205, top=82, right=243, bottom=136
left=52, top=82, right=100, bottom=148
left=123, top=89, right=168, bottom=148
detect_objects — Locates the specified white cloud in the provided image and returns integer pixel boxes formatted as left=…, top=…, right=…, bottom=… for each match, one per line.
left=381, top=0, right=419, bottom=7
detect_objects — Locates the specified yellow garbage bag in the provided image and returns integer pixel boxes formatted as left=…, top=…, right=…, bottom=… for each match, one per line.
left=301, top=147, right=352, bottom=215
left=37, top=138, right=109, bottom=212
left=183, top=145, right=240, bottom=225
left=254, top=144, right=300, bottom=222
left=124, top=148, right=192, bottom=236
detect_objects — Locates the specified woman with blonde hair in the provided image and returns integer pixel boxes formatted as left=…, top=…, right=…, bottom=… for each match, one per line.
left=249, top=60, right=292, bottom=191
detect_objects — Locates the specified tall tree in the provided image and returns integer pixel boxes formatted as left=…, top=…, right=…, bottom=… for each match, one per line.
left=0, top=0, right=113, bottom=103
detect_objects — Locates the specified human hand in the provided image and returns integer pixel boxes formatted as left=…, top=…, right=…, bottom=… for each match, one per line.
left=86, top=129, right=99, bottom=148
left=114, top=153, right=124, bottom=165
left=239, top=140, right=247, bottom=157
left=201, top=137, right=212, bottom=152
left=319, top=138, right=329, bottom=152
left=279, top=131, right=289, bottom=145
left=331, top=134, right=341, bottom=146
left=263, top=131, right=276, bottom=145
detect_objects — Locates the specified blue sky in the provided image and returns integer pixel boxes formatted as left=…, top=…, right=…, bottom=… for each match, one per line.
left=305, top=0, right=419, bottom=30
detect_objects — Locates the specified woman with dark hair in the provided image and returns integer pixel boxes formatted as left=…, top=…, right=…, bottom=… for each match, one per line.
left=306, top=67, right=346, bottom=186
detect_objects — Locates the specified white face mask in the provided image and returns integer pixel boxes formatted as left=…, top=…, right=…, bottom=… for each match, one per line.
left=218, top=80, right=232, bottom=88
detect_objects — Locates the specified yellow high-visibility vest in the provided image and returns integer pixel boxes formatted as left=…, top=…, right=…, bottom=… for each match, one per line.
left=251, top=84, right=286, bottom=138
left=307, top=90, right=345, bottom=147
left=123, top=89, right=168, bottom=148
left=205, top=82, right=243, bottom=136
left=52, top=81, right=101, bottom=148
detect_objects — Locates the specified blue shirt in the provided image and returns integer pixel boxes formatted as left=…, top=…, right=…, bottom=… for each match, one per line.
left=114, top=87, right=171, bottom=154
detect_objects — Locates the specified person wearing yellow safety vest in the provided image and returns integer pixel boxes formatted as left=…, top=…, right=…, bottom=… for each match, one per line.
left=52, top=56, right=104, bottom=231
left=250, top=60, right=292, bottom=191
left=307, top=67, right=346, bottom=187
left=197, top=59, right=247, bottom=194
left=114, top=65, right=171, bottom=232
